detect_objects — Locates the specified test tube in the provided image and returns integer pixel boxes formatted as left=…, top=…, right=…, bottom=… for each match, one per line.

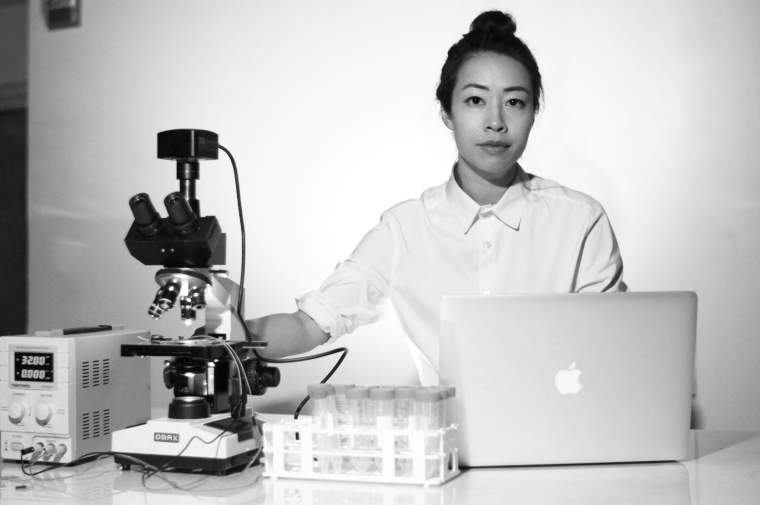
left=414, top=387, right=444, bottom=478
left=332, top=384, right=354, bottom=429
left=443, top=386, right=456, bottom=427
left=370, top=387, right=394, bottom=476
left=311, top=385, right=340, bottom=473
left=394, top=387, right=416, bottom=477
left=306, top=383, right=323, bottom=417
left=332, top=383, right=354, bottom=463
left=428, top=387, right=450, bottom=430
left=310, top=385, right=335, bottom=429
left=370, top=387, right=395, bottom=430
left=347, top=386, right=373, bottom=473
left=394, top=387, right=415, bottom=430
left=414, top=388, right=443, bottom=431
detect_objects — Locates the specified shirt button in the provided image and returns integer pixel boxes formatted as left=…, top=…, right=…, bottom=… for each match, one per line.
left=483, top=291, right=491, bottom=295
left=483, top=241, right=491, bottom=250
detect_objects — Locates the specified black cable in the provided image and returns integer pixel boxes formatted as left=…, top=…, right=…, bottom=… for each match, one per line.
left=15, top=448, right=263, bottom=494
left=294, top=395, right=311, bottom=419
left=290, top=345, right=349, bottom=420
left=219, top=144, right=350, bottom=416
left=23, top=429, right=237, bottom=485
left=217, top=143, right=349, bottom=443
left=21, top=454, right=61, bottom=477
left=141, top=422, right=234, bottom=483
left=218, top=144, right=248, bottom=321
left=24, top=450, right=186, bottom=490
left=20, top=450, right=112, bottom=477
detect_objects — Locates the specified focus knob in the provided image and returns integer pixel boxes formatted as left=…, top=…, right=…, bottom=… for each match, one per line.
left=8, top=402, right=27, bottom=424
left=247, top=365, right=281, bottom=395
left=260, top=366, right=281, bottom=389
left=35, top=403, right=54, bottom=426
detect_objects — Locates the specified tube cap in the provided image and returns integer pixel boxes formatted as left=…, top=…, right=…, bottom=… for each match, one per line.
left=369, top=387, right=395, bottom=401
left=346, top=386, right=370, bottom=400
left=414, top=388, right=442, bottom=402
left=332, top=384, right=355, bottom=395
left=311, top=387, right=330, bottom=399
left=309, top=384, right=335, bottom=398
left=307, top=384, right=324, bottom=395
left=427, top=387, right=450, bottom=400
left=394, top=387, right=416, bottom=400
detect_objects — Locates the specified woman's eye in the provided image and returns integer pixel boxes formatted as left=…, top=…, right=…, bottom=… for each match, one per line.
left=466, top=96, right=484, bottom=106
left=506, top=98, right=525, bottom=108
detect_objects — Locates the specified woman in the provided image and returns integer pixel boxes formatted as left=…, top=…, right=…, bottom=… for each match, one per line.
left=247, top=11, right=626, bottom=385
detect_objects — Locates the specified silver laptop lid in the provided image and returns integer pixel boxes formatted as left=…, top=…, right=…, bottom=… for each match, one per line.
left=440, top=292, right=697, bottom=467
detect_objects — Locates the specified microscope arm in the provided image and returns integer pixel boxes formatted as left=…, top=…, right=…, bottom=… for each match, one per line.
left=204, top=272, right=247, bottom=341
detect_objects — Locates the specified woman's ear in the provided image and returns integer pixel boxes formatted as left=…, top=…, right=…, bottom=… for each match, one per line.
left=441, top=109, right=454, bottom=131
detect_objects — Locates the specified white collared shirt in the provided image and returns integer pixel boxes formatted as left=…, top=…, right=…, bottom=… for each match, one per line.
left=298, top=166, right=627, bottom=384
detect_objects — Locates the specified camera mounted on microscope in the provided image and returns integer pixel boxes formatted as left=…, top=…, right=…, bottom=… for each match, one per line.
left=125, top=129, right=225, bottom=270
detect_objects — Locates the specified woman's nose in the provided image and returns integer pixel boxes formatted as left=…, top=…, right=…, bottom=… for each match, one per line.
left=485, top=105, right=507, bottom=133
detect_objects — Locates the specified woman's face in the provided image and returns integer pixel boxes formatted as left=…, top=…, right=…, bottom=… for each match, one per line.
left=442, top=52, right=535, bottom=184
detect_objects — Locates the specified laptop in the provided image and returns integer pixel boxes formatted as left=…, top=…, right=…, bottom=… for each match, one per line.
left=439, top=292, right=697, bottom=467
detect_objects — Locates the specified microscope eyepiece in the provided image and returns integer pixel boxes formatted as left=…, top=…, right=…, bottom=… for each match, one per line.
left=164, top=192, right=199, bottom=235
left=129, top=193, right=163, bottom=236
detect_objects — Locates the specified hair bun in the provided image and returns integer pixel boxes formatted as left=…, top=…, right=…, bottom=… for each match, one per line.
left=469, top=10, right=517, bottom=36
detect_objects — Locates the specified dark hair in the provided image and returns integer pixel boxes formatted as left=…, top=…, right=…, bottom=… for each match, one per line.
left=436, top=11, right=543, bottom=115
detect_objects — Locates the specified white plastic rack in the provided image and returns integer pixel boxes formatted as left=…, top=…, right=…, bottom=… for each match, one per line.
left=263, top=419, right=460, bottom=486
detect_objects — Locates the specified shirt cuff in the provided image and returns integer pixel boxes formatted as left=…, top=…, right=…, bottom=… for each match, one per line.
left=296, top=291, right=345, bottom=345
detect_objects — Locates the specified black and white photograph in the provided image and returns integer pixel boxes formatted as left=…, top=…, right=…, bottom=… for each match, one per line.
left=0, top=0, right=759, bottom=503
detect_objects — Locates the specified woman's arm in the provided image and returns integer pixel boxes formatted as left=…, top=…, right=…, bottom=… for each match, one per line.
left=247, top=210, right=395, bottom=358
left=246, top=310, right=329, bottom=359
left=576, top=210, right=627, bottom=292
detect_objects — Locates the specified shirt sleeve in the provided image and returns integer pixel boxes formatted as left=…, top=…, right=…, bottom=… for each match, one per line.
left=297, top=216, right=395, bottom=343
left=575, top=207, right=628, bottom=292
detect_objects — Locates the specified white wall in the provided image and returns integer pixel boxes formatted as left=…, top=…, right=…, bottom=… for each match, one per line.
left=27, top=0, right=760, bottom=429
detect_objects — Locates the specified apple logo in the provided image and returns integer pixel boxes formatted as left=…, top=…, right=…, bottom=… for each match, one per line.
left=555, top=362, right=582, bottom=394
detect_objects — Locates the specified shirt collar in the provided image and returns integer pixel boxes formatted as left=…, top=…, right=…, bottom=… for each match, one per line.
left=446, top=164, right=529, bottom=234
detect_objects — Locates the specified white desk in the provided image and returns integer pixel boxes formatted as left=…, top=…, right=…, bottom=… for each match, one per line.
left=1, top=430, right=759, bottom=504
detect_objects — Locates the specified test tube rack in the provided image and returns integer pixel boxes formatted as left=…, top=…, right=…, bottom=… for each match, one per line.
left=263, top=419, right=461, bottom=486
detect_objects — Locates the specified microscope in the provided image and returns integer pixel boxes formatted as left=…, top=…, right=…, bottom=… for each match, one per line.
left=111, top=129, right=280, bottom=475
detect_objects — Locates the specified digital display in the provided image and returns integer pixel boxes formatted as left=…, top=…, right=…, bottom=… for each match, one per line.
left=14, top=352, right=54, bottom=382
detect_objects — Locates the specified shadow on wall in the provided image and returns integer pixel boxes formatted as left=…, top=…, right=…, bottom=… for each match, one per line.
left=691, top=398, right=704, bottom=429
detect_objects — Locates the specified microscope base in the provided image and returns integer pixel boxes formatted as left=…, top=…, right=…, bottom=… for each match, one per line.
left=112, top=411, right=261, bottom=476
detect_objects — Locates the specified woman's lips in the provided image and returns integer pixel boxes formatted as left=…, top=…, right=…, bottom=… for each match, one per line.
left=478, top=141, right=510, bottom=153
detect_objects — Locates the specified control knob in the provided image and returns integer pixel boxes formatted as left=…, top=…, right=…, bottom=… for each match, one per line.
left=8, top=402, right=28, bottom=424
left=35, top=403, right=55, bottom=426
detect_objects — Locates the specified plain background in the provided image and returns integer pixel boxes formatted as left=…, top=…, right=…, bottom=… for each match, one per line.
left=17, top=0, right=760, bottom=429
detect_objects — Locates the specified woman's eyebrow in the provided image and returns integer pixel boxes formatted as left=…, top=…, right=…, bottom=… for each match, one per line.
left=462, top=83, right=530, bottom=94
